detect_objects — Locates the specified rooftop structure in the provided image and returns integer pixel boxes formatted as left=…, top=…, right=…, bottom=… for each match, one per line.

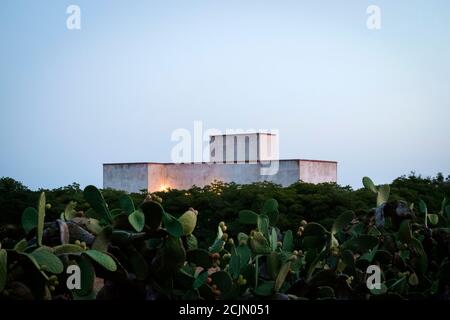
left=103, top=133, right=337, bottom=193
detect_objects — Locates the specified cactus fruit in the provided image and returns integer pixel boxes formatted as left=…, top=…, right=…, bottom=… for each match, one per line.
left=219, top=221, right=227, bottom=232
left=178, top=208, right=198, bottom=236
left=144, top=193, right=163, bottom=204
left=237, top=275, right=247, bottom=286
left=248, top=231, right=271, bottom=255
left=211, top=253, right=220, bottom=260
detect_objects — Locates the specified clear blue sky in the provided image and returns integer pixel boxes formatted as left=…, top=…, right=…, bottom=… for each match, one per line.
left=1, top=0, right=449, bottom=190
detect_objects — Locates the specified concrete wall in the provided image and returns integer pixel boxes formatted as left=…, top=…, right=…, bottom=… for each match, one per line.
left=299, top=160, right=337, bottom=184
left=103, top=159, right=338, bottom=193
left=103, top=163, right=148, bottom=193
left=146, top=160, right=301, bottom=192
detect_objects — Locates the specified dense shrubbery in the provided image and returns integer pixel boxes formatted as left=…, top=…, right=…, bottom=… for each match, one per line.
left=0, top=173, right=449, bottom=300
left=1, top=173, right=450, bottom=246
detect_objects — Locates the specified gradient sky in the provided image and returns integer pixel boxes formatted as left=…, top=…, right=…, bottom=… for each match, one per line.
left=1, top=0, right=449, bottom=190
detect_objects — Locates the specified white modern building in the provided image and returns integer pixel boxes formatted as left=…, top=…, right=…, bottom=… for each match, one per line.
left=103, top=133, right=337, bottom=193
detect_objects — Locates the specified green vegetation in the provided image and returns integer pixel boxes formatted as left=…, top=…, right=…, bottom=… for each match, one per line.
left=0, top=173, right=449, bottom=300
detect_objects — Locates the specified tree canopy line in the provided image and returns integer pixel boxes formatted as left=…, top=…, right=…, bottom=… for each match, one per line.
left=1, top=173, right=450, bottom=246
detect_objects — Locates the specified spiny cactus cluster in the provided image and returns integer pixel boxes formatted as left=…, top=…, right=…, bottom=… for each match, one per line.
left=0, top=176, right=449, bottom=300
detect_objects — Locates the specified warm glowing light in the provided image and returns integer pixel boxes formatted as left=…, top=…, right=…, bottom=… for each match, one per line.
left=158, top=184, right=170, bottom=192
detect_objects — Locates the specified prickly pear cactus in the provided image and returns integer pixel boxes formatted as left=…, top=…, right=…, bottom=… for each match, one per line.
left=1, top=178, right=449, bottom=301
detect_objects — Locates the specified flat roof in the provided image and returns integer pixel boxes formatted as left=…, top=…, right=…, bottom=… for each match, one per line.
left=103, top=159, right=337, bottom=166
left=210, top=132, right=276, bottom=137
